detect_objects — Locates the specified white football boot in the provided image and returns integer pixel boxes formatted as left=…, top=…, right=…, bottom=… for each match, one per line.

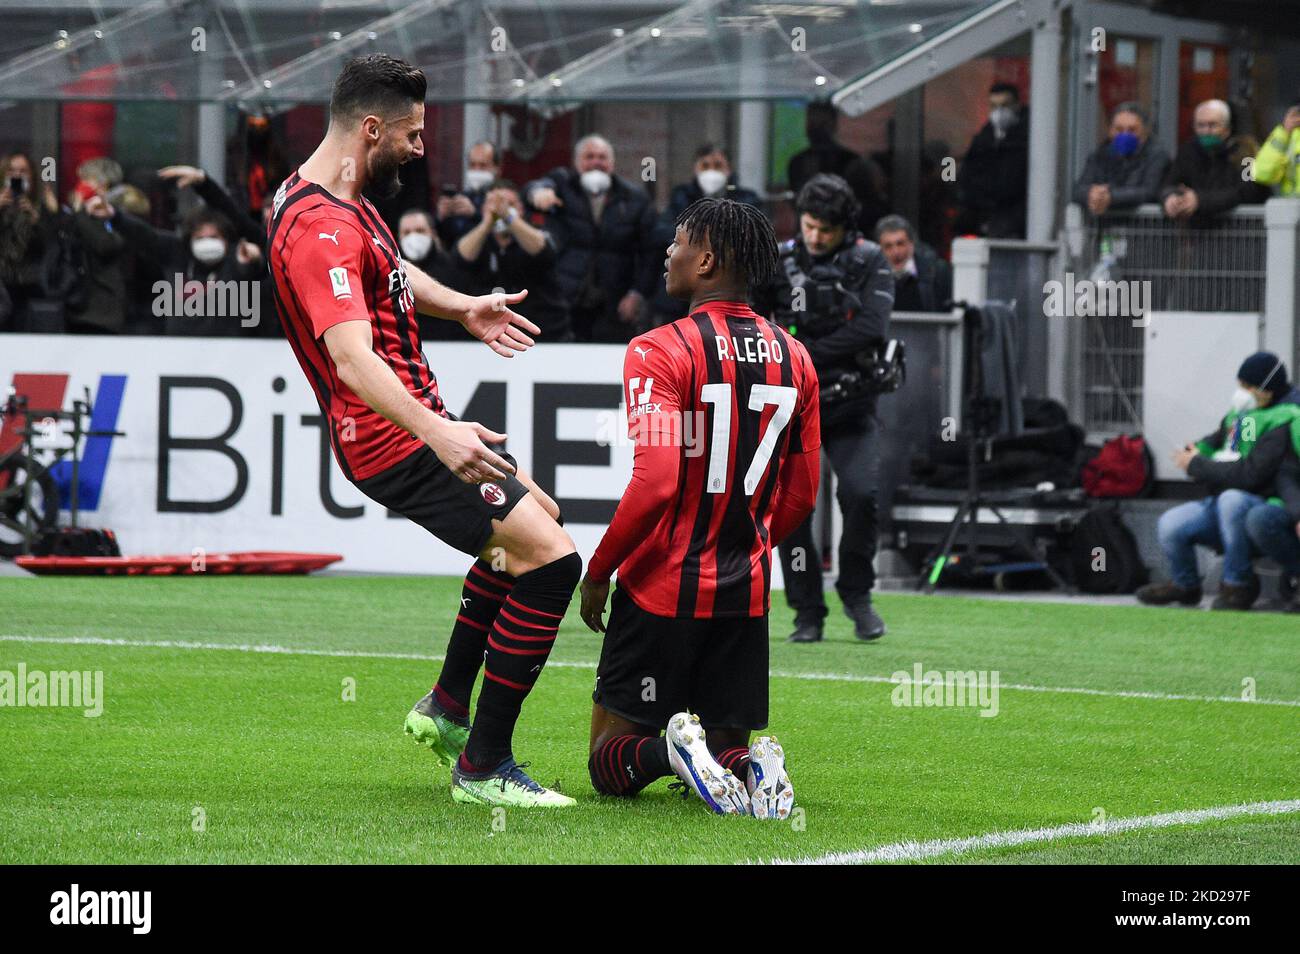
left=665, top=712, right=750, bottom=815
left=746, top=735, right=794, bottom=820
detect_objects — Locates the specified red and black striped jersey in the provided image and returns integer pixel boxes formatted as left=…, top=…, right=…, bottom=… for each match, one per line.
left=594, top=301, right=821, bottom=618
left=266, top=170, right=445, bottom=482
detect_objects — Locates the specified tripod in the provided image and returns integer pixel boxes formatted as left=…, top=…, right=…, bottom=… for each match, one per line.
left=918, top=307, right=1071, bottom=594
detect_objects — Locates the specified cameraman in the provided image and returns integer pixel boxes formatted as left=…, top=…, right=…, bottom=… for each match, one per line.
left=754, top=173, right=895, bottom=642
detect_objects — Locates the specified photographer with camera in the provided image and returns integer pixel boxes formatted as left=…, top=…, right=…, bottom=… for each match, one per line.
left=754, top=173, right=897, bottom=643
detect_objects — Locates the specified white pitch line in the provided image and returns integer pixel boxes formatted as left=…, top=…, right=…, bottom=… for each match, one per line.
left=2, top=634, right=1298, bottom=708
left=755, top=798, right=1300, bottom=865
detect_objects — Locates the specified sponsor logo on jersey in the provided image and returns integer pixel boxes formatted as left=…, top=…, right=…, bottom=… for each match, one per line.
left=627, top=376, right=661, bottom=418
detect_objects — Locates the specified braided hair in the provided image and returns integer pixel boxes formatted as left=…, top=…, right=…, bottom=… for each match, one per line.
left=674, top=196, right=779, bottom=289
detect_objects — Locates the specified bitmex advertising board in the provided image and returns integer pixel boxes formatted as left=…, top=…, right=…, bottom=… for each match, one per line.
left=1, top=335, right=638, bottom=573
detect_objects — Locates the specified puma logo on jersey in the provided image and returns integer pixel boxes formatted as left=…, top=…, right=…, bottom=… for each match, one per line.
left=634, top=345, right=653, bottom=361
left=318, top=228, right=341, bottom=245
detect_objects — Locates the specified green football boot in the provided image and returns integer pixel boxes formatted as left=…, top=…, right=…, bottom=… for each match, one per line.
left=450, top=757, right=576, bottom=808
left=403, top=689, right=470, bottom=767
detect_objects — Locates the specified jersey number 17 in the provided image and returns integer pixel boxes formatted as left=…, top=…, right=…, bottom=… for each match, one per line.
left=700, top=383, right=797, bottom=497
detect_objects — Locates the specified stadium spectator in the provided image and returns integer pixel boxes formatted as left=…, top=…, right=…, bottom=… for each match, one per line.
left=875, top=213, right=952, bottom=313
left=96, top=193, right=263, bottom=337
left=648, top=143, right=762, bottom=327
left=158, top=165, right=263, bottom=246
left=1160, top=99, right=1270, bottom=222
left=64, top=158, right=127, bottom=334
left=955, top=83, right=1029, bottom=238
left=787, top=101, right=888, bottom=238
left=0, top=151, right=60, bottom=332
left=524, top=134, right=658, bottom=342
left=918, top=139, right=958, bottom=256
left=1262, top=443, right=1300, bottom=611
left=1254, top=95, right=1300, bottom=196
left=398, top=208, right=465, bottom=342
left=1137, top=352, right=1300, bottom=612
left=453, top=184, right=572, bottom=341
left=1071, top=102, right=1170, bottom=215
left=436, top=141, right=501, bottom=250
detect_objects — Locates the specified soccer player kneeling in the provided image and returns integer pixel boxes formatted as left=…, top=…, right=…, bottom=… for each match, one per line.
left=579, top=198, right=821, bottom=818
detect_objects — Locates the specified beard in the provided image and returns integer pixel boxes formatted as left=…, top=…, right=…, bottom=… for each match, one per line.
left=368, top=144, right=404, bottom=199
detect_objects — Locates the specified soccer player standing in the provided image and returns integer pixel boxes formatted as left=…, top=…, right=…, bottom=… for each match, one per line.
left=578, top=198, right=821, bottom=817
left=268, top=54, right=579, bottom=807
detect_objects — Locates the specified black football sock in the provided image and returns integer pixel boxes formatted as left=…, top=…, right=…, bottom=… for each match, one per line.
left=433, top=559, right=514, bottom=716
left=462, top=552, right=581, bottom=770
left=588, top=735, right=672, bottom=796
left=715, top=745, right=751, bottom=783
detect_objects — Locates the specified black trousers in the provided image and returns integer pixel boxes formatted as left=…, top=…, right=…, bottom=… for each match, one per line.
left=777, top=419, right=880, bottom=624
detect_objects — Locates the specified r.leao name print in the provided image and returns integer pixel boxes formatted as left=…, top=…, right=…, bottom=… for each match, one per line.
left=715, top=333, right=784, bottom=364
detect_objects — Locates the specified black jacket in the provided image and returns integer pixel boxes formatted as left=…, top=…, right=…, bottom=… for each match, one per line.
left=891, top=242, right=952, bottom=313
left=452, top=222, right=572, bottom=341
left=787, top=139, right=888, bottom=235
left=524, top=167, right=659, bottom=342
left=956, top=111, right=1030, bottom=238
left=1273, top=451, right=1300, bottom=521
left=1072, top=138, right=1171, bottom=212
left=65, top=211, right=126, bottom=333
left=752, top=232, right=894, bottom=427
left=111, top=210, right=262, bottom=337
left=1187, top=387, right=1300, bottom=493
left=1159, top=136, right=1271, bottom=222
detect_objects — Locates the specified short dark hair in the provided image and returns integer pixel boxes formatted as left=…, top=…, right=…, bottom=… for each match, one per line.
left=1110, top=101, right=1150, bottom=125
left=675, top=197, right=779, bottom=289
left=874, top=214, right=915, bottom=242
left=330, top=54, right=426, bottom=125
left=693, top=142, right=730, bottom=162
left=182, top=205, right=235, bottom=243
left=399, top=208, right=435, bottom=230
left=990, top=82, right=1020, bottom=101
left=795, top=173, right=860, bottom=229
left=468, top=140, right=499, bottom=165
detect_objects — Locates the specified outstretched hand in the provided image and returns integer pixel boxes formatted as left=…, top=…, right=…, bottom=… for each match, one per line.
left=463, top=290, right=541, bottom=357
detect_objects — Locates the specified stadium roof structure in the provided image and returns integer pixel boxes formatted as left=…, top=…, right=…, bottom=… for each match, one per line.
left=0, top=0, right=1036, bottom=113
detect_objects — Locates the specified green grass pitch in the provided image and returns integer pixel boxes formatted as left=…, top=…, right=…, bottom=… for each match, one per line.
left=1, top=576, right=1297, bottom=864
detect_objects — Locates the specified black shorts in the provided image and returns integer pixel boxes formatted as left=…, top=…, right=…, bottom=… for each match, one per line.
left=593, top=585, right=769, bottom=731
left=355, top=442, right=530, bottom=557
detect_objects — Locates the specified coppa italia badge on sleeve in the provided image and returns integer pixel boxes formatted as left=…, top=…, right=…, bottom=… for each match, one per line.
left=329, top=267, right=352, bottom=300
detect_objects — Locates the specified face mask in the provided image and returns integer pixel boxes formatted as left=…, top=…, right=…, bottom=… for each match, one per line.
left=1111, top=132, right=1140, bottom=157
left=1229, top=387, right=1258, bottom=414
left=400, top=232, right=433, bottom=261
left=464, top=169, right=494, bottom=192
left=191, top=237, right=227, bottom=265
left=989, top=106, right=1017, bottom=132
left=696, top=169, right=727, bottom=195
left=580, top=169, right=611, bottom=195
left=1197, top=133, right=1224, bottom=151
